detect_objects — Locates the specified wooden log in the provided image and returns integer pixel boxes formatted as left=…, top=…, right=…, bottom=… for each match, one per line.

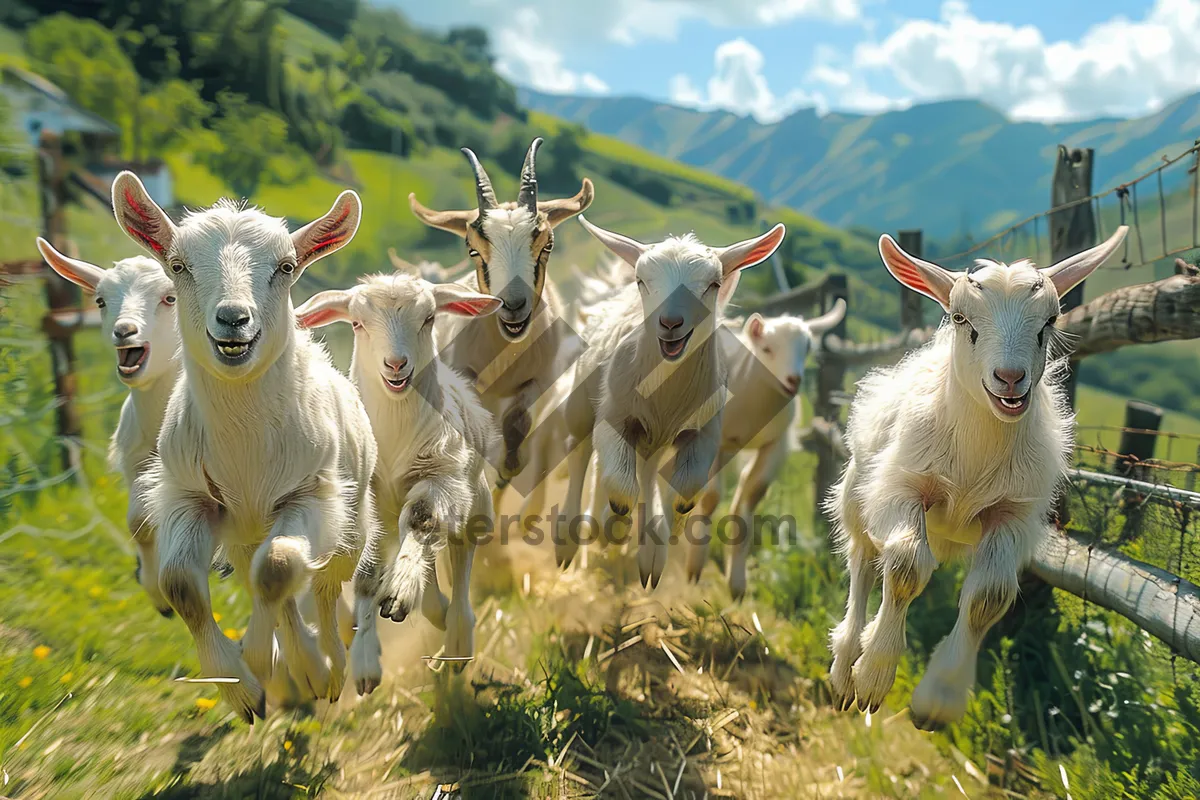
left=820, top=327, right=935, bottom=367
left=1117, top=401, right=1163, bottom=480
left=813, top=275, right=849, bottom=531
left=1056, top=270, right=1200, bottom=358
left=737, top=274, right=827, bottom=317
left=1031, top=530, right=1200, bottom=664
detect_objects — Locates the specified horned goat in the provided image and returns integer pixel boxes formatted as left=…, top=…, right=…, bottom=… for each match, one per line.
left=826, top=226, right=1129, bottom=729
left=408, top=138, right=592, bottom=514
left=296, top=272, right=499, bottom=693
left=112, top=172, right=377, bottom=722
left=554, top=218, right=785, bottom=588
left=683, top=300, right=846, bottom=598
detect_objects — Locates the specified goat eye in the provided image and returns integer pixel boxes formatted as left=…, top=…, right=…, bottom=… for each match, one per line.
left=351, top=320, right=363, bottom=331
left=169, top=260, right=185, bottom=275
left=951, top=312, right=967, bottom=325
left=278, top=260, right=296, bottom=275
left=468, top=249, right=480, bottom=258
left=1046, top=315, right=1058, bottom=327
left=542, top=242, right=553, bottom=254
left=425, top=314, right=435, bottom=327
left=163, top=295, right=176, bottom=306
left=95, top=297, right=106, bottom=308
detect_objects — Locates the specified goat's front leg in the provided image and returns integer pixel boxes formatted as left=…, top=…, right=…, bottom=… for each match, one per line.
left=684, top=458, right=723, bottom=583
left=852, top=501, right=935, bottom=713
left=553, top=433, right=594, bottom=568
left=495, top=379, right=540, bottom=502
left=725, top=437, right=787, bottom=601
left=647, top=421, right=720, bottom=589
left=128, top=495, right=172, bottom=618
left=243, top=498, right=330, bottom=700
left=349, top=524, right=386, bottom=696
left=380, top=477, right=463, bottom=624
left=909, top=524, right=1022, bottom=730
left=158, top=502, right=265, bottom=723
left=445, top=476, right=486, bottom=663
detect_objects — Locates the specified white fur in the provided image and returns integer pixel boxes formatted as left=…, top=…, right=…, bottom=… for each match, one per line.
left=555, top=219, right=785, bottom=588
left=683, top=301, right=846, bottom=597
left=826, top=227, right=1127, bottom=729
left=296, top=273, right=499, bottom=693
left=113, top=173, right=376, bottom=721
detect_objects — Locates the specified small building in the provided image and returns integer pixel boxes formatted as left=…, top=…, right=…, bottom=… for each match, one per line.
left=0, top=65, right=173, bottom=208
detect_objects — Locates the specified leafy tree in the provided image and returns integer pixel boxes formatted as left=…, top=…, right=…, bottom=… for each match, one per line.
left=137, top=79, right=212, bottom=158
left=24, top=14, right=139, bottom=134
left=285, top=0, right=360, bottom=40
left=445, top=27, right=492, bottom=65
left=200, top=91, right=308, bottom=198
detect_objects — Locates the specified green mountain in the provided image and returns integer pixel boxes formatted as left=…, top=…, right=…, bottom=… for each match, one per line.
left=519, top=89, right=1200, bottom=238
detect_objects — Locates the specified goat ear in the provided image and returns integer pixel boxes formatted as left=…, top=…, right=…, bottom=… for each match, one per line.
left=295, top=289, right=353, bottom=328
left=36, top=237, right=106, bottom=291
left=746, top=313, right=765, bottom=341
left=433, top=285, right=502, bottom=317
left=542, top=178, right=594, bottom=229
left=112, top=171, right=176, bottom=260
left=409, top=193, right=475, bottom=236
left=577, top=214, right=647, bottom=268
left=806, top=297, right=846, bottom=337
left=1041, top=226, right=1128, bottom=298
left=293, top=190, right=361, bottom=272
left=878, top=234, right=957, bottom=312
left=715, top=223, right=785, bottom=277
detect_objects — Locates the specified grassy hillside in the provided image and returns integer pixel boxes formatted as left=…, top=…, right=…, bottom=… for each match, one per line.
left=520, top=89, right=1200, bottom=241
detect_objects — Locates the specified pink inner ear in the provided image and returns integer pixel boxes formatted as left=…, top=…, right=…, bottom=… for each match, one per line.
left=298, top=308, right=342, bottom=328
left=882, top=242, right=933, bottom=295
left=735, top=233, right=783, bottom=271
left=442, top=298, right=496, bottom=316
left=122, top=186, right=165, bottom=254
left=303, top=203, right=354, bottom=262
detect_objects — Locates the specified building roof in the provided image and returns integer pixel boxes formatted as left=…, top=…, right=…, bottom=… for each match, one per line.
left=1, top=65, right=121, bottom=138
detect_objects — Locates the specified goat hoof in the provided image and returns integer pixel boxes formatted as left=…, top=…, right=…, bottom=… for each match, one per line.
left=610, top=500, right=630, bottom=517
left=357, top=676, right=379, bottom=696
left=254, top=694, right=267, bottom=721
left=158, top=606, right=175, bottom=619
left=834, top=693, right=855, bottom=712
left=675, top=500, right=695, bottom=515
left=379, top=597, right=410, bottom=622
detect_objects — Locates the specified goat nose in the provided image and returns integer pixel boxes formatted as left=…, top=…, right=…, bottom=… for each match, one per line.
left=215, top=304, right=251, bottom=329
left=503, top=295, right=528, bottom=313
left=384, top=356, right=408, bottom=373
left=785, top=375, right=800, bottom=391
left=994, top=367, right=1026, bottom=390
left=659, top=314, right=684, bottom=331
left=113, top=321, right=138, bottom=340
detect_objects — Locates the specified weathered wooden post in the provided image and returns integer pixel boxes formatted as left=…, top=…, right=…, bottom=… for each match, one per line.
left=1117, top=400, right=1163, bottom=481
left=1049, top=146, right=1096, bottom=410
left=36, top=130, right=84, bottom=476
left=897, top=230, right=924, bottom=330
left=813, top=273, right=848, bottom=530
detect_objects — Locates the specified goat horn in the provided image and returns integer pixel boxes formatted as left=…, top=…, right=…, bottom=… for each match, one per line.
left=517, top=137, right=543, bottom=214
left=461, top=147, right=498, bottom=212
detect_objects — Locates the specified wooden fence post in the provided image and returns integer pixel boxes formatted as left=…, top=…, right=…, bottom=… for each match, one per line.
left=897, top=230, right=924, bottom=330
left=36, top=130, right=83, bottom=476
left=1117, top=400, right=1163, bottom=480
left=813, top=273, right=848, bottom=531
left=1049, top=146, right=1096, bottom=410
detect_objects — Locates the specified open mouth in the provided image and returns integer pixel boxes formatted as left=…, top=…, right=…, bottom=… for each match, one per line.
left=382, top=371, right=412, bottom=393
left=985, top=385, right=1030, bottom=417
left=208, top=330, right=261, bottom=366
left=499, top=316, right=531, bottom=339
left=116, top=345, right=148, bottom=377
left=659, top=330, right=693, bottom=361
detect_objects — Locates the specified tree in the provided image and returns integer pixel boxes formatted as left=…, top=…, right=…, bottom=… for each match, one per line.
left=445, top=27, right=492, bottom=65
left=25, top=14, right=139, bottom=135
left=200, top=91, right=306, bottom=198
left=138, top=79, right=212, bottom=158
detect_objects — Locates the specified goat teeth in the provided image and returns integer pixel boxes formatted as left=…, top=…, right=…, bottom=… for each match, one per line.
left=218, top=344, right=248, bottom=357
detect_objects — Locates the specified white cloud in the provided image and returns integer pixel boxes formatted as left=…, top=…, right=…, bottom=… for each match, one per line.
left=853, top=0, right=1200, bottom=121
left=669, top=38, right=821, bottom=122
left=389, top=0, right=861, bottom=98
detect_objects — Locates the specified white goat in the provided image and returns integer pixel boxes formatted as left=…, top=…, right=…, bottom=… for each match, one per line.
left=112, top=172, right=377, bottom=722
left=826, top=226, right=1129, bottom=729
left=683, top=301, right=846, bottom=598
left=554, top=217, right=785, bottom=588
left=296, top=273, right=499, bottom=693
left=409, top=138, right=592, bottom=514
left=35, top=240, right=180, bottom=615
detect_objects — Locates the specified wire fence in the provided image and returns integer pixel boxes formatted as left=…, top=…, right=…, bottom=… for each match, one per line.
left=936, top=141, right=1200, bottom=273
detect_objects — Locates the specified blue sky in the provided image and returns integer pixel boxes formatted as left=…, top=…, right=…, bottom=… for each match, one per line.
left=385, top=0, right=1200, bottom=123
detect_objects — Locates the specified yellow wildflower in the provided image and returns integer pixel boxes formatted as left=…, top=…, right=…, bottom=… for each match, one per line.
left=283, top=740, right=293, bottom=752
left=224, top=628, right=240, bottom=640
left=212, top=612, right=222, bottom=623
left=18, top=677, right=32, bottom=689
left=33, top=645, right=51, bottom=660
left=195, top=697, right=218, bottom=711
left=60, top=672, right=74, bottom=684
left=88, top=586, right=103, bottom=598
